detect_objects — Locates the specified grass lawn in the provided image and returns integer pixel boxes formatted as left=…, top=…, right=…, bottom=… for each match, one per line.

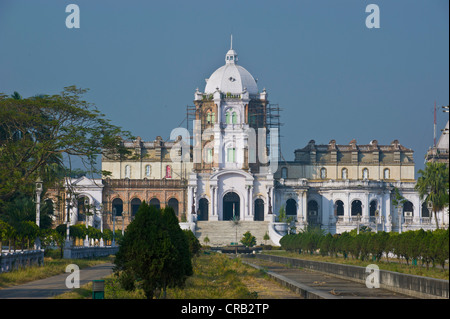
left=55, top=252, right=283, bottom=299
left=0, top=253, right=113, bottom=289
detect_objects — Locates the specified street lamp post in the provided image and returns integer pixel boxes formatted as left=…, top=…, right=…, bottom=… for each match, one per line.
left=35, top=178, right=43, bottom=250
left=65, top=194, right=72, bottom=245
left=112, top=207, right=116, bottom=246
left=35, top=178, right=43, bottom=227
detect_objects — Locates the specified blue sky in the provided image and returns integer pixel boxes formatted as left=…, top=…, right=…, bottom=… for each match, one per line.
left=0, top=0, right=448, bottom=175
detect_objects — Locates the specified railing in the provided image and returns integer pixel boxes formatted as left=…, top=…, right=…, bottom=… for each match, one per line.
left=0, top=249, right=44, bottom=274
left=104, top=178, right=186, bottom=189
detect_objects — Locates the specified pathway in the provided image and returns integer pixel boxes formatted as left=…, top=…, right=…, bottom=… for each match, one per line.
left=0, top=263, right=114, bottom=299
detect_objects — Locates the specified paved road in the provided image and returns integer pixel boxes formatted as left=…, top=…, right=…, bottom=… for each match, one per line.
left=242, top=257, right=415, bottom=299
left=0, top=263, right=114, bottom=299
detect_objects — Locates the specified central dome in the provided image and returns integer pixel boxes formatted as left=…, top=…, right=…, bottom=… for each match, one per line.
left=204, top=47, right=258, bottom=95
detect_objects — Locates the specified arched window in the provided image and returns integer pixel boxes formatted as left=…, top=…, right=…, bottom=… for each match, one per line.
left=341, top=168, right=348, bottom=180
left=149, top=198, right=160, bottom=210
left=232, top=111, right=237, bottom=124
left=403, top=201, right=414, bottom=217
left=351, top=200, right=362, bottom=216
left=362, top=168, right=369, bottom=180
left=112, top=198, right=123, bottom=217
left=206, top=112, right=211, bottom=124
left=131, top=198, right=141, bottom=216
left=77, top=196, right=88, bottom=221
left=421, top=202, right=430, bottom=218
left=145, top=165, right=151, bottom=177
left=227, top=148, right=236, bottom=163
left=286, top=199, right=297, bottom=216
left=226, top=111, right=231, bottom=124
left=370, top=200, right=378, bottom=217
left=125, top=165, right=131, bottom=178
left=383, top=168, right=390, bottom=179
left=335, top=200, right=344, bottom=216
left=211, top=112, right=215, bottom=123
left=204, top=147, right=213, bottom=163
left=320, top=168, right=327, bottom=179
left=165, top=165, right=172, bottom=178
left=281, top=167, right=288, bottom=179
left=168, top=198, right=179, bottom=216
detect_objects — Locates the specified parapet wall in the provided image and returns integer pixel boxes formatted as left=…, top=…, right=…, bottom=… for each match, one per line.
left=256, top=254, right=449, bottom=299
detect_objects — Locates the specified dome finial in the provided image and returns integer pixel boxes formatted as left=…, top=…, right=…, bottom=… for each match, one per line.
left=225, top=35, right=238, bottom=64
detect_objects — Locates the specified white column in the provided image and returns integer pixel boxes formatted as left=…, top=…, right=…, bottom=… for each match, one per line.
left=296, top=192, right=301, bottom=222
left=364, top=192, right=370, bottom=223
left=187, top=186, right=193, bottom=220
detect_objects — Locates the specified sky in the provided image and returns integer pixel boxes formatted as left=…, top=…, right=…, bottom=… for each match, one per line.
left=0, top=0, right=448, bottom=176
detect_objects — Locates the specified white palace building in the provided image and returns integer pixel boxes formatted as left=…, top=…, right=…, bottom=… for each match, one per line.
left=49, top=41, right=449, bottom=246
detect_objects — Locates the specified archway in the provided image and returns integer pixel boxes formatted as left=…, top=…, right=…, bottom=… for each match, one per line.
left=254, top=198, right=264, bottom=221
left=198, top=198, right=209, bottom=221
left=223, top=192, right=240, bottom=221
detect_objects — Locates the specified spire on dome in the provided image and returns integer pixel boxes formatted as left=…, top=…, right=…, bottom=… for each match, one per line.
left=226, top=34, right=238, bottom=64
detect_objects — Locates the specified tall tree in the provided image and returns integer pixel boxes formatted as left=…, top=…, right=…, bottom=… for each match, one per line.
left=114, top=202, right=193, bottom=299
left=0, top=86, right=132, bottom=204
left=415, top=162, right=449, bottom=229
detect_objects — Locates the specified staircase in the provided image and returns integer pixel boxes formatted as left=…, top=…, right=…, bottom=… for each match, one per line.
left=195, top=221, right=274, bottom=247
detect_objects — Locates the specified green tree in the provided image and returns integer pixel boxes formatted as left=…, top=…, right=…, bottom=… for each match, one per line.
left=415, top=162, right=449, bottom=229
left=240, top=231, right=257, bottom=247
left=114, top=202, right=193, bottom=299
left=16, top=220, right=39, bottom=249
left=184, top=230, right=201, bottom=257
left=0, top=86, right=132, bottom=204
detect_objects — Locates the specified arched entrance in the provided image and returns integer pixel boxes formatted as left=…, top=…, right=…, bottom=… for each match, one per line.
left=254, top=198, right=264, bottom=221
left=223, top=192, right=240, bottom=220
left=198, top=198, right=209, bottom=221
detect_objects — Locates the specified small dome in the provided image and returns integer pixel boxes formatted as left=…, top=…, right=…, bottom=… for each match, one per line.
left=204, top=45, right=258, bottom=95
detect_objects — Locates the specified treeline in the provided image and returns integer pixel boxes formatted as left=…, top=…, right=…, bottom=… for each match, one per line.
left=280, top=227, right=449, bottom=270
left=0, top=219, right=124, bottom=257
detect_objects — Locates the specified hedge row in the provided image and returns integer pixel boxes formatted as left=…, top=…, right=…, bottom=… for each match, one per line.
left=280, top=227, right=449, bottom=269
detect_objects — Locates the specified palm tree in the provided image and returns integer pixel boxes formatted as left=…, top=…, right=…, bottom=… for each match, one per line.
left=415, top=162, right=449, bottom=229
